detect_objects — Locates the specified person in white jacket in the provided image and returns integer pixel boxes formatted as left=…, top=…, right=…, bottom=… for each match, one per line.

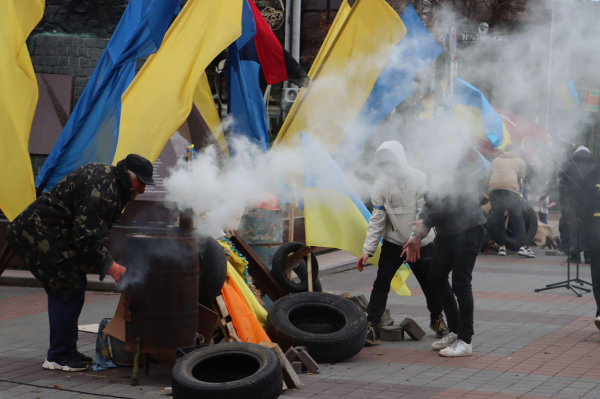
left=357, top=141, right=448, bottom=346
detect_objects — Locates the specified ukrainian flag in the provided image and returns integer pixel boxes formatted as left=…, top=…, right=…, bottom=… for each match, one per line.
left=555, top=80, right=579, bottom=109
left=274, top=0, right=441, bottom=171
left=0, top=0, right=44, bottom=221
left=301, top=132, right=412, bottom=296
left=453, top=78, right=511, bottom=150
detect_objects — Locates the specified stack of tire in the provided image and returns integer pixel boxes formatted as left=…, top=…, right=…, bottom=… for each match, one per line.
left=485, top=200, right=538, bottom=249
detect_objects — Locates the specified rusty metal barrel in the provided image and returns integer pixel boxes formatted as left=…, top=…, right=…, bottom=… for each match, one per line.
left=123, top=235, right=199, bottom=355
left=237, top=208, right=283, bottom=267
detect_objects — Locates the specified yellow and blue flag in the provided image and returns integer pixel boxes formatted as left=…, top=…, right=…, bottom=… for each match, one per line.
left=555, top=80, right=579, bottom=109
left=274, top=2, right=441, bottom=173
left=0, top=0, right=44, bottom=221
left=114, top=0, right=243, bottom=164
left=301, top=132, right=411, bottom=296
left=36, top=0, right=181, bottom=190
left=276, top=0, right=350, bottom=148
left=452, top=78, right=511, bottom=151
left=272, top=0, right=405, bottom=153
left=333, top=5, right=442, bottom=169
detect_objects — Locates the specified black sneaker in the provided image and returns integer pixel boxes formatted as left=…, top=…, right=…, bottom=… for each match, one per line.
left=365, top=322, right=380, bottom=346
left=43, top=357, right=89, bottom=371
left=76, top=351, right=93, bottom=364
left=430, top=315, right=449, bottom=338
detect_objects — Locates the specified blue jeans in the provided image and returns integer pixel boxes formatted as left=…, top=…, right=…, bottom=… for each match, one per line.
left=44, top=279, right=87, bottom=361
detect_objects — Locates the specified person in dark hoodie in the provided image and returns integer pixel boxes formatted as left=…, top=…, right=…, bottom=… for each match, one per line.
left=578, top=159, right=600, bottom=330
left=559, top=146, right=596, bottom=263
left=5, top=155, right=154, bottom=372
left=403, top=158, right=486, bottom=357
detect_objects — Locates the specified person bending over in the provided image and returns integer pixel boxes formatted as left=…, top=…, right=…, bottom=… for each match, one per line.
left=6, top=155, right=154, bottom=371
left=487, top=145, right=534, bottom=257
left=357, top=141, right=447, bottom=346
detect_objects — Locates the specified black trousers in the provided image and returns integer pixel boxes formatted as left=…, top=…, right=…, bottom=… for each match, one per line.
left=428, top=226, right=483, bottom=344
left=590, top=251, right=600, bottom=317
left=489, top=190, right=527, bottom=248
left=366, top=240, right=443, bottom=326
left=44, top=279, right=87, bottom=362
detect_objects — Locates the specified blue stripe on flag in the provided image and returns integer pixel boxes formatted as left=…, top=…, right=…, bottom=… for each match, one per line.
left=36, top=0, right=181, bottom=190
left=333, top=5, right=442, bottom=170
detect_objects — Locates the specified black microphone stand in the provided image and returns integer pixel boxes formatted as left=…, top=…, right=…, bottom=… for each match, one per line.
left=535, top=218, right=592, bottom=297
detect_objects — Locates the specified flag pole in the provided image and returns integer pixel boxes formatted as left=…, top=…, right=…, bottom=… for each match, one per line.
left=307, top=249, right=313, bottom=292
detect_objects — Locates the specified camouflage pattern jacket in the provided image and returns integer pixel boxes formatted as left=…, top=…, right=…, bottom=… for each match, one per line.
left=6, top=160, right=135, bottom=300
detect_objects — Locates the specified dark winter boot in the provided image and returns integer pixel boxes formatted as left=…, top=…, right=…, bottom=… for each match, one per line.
left=365, top=322, right=380, bottom=346
left=430, top=314, right=449, bottom=339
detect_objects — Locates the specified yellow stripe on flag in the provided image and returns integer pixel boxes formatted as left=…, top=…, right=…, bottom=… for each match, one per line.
left=114, top=0, right=243, bottom=164
left=194, top=72, right=229, bottom=156
left=0, top=0, right=44, bottom=221
left=276, top=0, right=350, bottom=150
left=304, top=188, right=410, bottom=295
left=271, top=0, right=406, bottom=154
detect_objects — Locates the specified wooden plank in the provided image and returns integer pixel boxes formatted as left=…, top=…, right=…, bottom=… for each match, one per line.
left=215, top=296, right=229, bottom=318
left=259, top=341, right=302, bottom=389
left=197, top=304, right=219, bottom=345
left=283, top=246, right=312, bottom=275
left=229, top=234, right=288, bottom=300
left=226, top=321, right=242, bottom=342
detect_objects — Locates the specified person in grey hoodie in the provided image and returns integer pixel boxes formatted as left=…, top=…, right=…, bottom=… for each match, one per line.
left=357, top=141, right=448, bottom=346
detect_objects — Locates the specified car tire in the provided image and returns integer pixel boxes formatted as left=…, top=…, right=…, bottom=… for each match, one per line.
left=271, top=242, right=318, bottom=293
left=291, top=262, right=323, bottom=292
left=266, top=292, right=367, bottom=364
left=172, top=342, right=282, bottom=399
left=197, top=235, right=228, bottom=308
left=486, top=201, right=538, bottom=249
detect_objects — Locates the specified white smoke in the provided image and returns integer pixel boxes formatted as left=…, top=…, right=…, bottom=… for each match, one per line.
left=163, top=1, right=600, bottom=226
left=163, top=137, right=302, bottom=232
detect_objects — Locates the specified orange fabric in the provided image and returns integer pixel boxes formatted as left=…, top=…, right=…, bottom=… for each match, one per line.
left=221, top=276, right=270, bottom=344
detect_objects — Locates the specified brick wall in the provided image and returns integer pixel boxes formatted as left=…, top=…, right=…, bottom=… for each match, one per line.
left=30, top=34, right=108, bottom=103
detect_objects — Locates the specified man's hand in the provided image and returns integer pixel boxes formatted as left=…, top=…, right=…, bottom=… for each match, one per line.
left=408, top=219, right=429, bottom=238
left=357, top=253, right=370, bottom=272
left=107, top=262, right=126, bottom=283
left=401, top=236, right=421, bottom=263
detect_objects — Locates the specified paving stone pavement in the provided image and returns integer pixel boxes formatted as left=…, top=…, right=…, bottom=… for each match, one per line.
left=2, top=249, right=600, bottom=398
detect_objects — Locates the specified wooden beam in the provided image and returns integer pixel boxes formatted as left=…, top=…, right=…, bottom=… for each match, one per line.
left=283, top=246, right=312, bottom=275
left=229, top=233, right=288, bottom=300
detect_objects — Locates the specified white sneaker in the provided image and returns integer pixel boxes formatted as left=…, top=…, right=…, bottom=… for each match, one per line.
left=431, top=332, right=457, bottom=351
left=42, top=359, right=88, bottom=372
left=439, top=339, right=472, bottom=357
left=595, top=316, right=600, bottom=331
left=498, top=246, right=507, bottom=256
left=518, top=247, right=535, bottom=258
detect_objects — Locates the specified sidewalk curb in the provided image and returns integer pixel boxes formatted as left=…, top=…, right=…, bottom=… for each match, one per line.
left=319, top=260, right=357, bottom=277
left=0, top=273, right=119, bottom=292
left=1, top=258, right=358, bottom=290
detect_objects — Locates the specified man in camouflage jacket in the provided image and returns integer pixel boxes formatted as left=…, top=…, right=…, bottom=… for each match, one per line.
left=6, top=154, right=154, bottom=371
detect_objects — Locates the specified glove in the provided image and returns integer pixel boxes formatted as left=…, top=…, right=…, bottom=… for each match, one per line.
left=107, top=262, right=126, bottom=283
